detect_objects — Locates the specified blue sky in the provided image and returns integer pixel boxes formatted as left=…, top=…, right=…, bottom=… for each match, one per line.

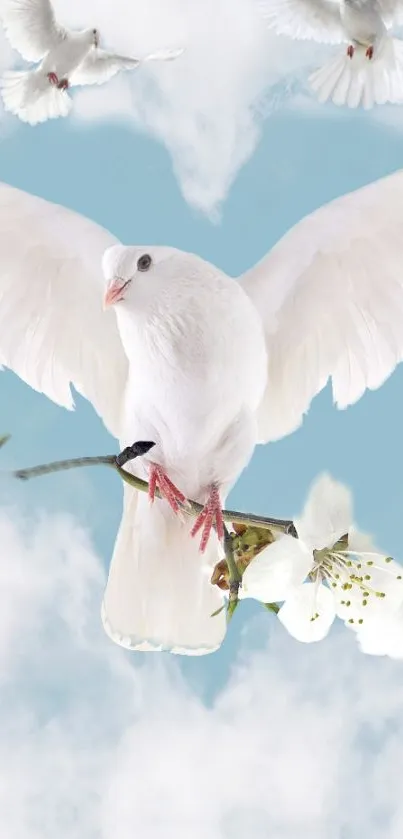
left=2, top=0, right=403, bottom=834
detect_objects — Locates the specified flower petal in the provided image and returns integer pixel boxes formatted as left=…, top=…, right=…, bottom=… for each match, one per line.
left=296, top=473, right=353, bottom=551
left=347, top=528, right=379, bottom=555
left=241, top=535, right=312, bottom=603
left=278, top=582, right=336, bottom=643
left=336, top=530, right=403, bottom=625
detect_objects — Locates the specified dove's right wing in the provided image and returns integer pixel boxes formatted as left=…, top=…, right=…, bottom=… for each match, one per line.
left=0, top=183, right=128, bottom=438
left=70, top=47, right=184, bottom=87
left=257, top=0, right=345, bottom=43
left=70, top=49, right=141, bottom=87
left=0, top=0, right=66, bottom=62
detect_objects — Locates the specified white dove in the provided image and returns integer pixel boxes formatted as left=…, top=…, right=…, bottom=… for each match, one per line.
left=0, top=0, right=183, bottom=125
left=258, top=0, right=403, bottom=108
left=2, top=171, right=403, bottom=653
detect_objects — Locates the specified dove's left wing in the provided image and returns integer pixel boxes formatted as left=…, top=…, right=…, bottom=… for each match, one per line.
left=257, top=0, right=345, bottom=43
left=0, top=0, right=66, bottom=62
left=240, top=169, right=403, bottom=442
left=70, top=47, right=184, bottom=87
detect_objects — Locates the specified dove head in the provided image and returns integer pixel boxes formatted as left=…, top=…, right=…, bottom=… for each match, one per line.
left=102, top=244, right=193, bottom=311
left=82, top=28, right=100, bottom=47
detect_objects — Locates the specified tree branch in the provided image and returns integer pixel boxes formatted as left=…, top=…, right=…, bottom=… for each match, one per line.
left=6, top=438, right=297, bottom=620
left=13, top=451, right=297, bottom=536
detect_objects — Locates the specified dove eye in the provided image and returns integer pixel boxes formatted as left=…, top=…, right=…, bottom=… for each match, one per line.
left=137, top=254, right=152, bottom=272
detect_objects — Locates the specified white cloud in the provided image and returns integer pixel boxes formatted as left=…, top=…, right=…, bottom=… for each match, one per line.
left=1, top=501, right=403, bottom=837
left=65, top=0, right=308, bottom=217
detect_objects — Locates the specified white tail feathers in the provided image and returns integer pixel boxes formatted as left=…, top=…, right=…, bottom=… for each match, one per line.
left=102, top=486, right=227, bottom=655
left=309, top=38, right=403, bottom=109
left=0, top=70, right=72, bottom=125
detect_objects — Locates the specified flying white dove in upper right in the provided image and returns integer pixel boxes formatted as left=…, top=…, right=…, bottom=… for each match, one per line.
left=0, top=0, right=184, bottom=125
left=258, top=0, right=403, bottom=108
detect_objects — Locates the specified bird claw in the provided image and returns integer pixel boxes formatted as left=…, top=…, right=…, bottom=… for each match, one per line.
left=366, top=45, right=374, bottom=60
left=191, top=485, right=224, bottom=553
left=115, top=441, right=155, bottom=468
left=57, top=78, right=69, bottom=90
left=347, top=45, right=354, bottom=59
left=47, top=72, right=59, bottom=86
left=148, top=463, right=187, bottom=514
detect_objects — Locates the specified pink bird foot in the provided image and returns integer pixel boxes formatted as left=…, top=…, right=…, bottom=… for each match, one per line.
left=148, top=463, right=187, bottom=514
left=191, top=485, right=224, bottom=553
left=366, top=45, right=374, bottom=59
left=47, top=72, right=59, bottom=85
left=57, top=78, right=69, bottom=90
left=347, top=45, right=355, bottom=59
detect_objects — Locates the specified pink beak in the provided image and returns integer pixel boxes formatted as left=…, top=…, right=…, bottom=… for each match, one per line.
left=103, top=278, right=128, bottom=309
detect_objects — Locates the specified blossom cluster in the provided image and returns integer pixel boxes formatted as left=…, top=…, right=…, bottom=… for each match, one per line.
left=240, top=474, right=403, bottom=658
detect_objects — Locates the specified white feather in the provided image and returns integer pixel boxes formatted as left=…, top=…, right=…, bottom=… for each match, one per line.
left=70, top=47, right=184, bottom=87
left=257, top=0, right=345, bottom=43
left=69, top=49, right=141, bottom=87
left=240, top=169, right=403, bottom=442
left=0, top=0, right=64, bottom=61
left=0, top=68, right=72, bottom=123
left=309, top=36, right=403, bottom=107
left=102, top=485, right=226, bottom=655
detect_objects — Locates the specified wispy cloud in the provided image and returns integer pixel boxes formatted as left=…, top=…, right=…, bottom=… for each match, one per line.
left=66, top=0, right=312, bottom=217
left=1, top=502, right=403, bottom=837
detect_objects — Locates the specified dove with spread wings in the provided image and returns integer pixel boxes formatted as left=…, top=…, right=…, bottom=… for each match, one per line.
left=258, top=0, right=403, bottom=108
left=0, top=0, right=183, bottom=125
left=2, top=172, right=403, bottom=655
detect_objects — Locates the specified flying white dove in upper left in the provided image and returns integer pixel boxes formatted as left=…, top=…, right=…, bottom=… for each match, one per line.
left=0, top=0, right=184, bottom=125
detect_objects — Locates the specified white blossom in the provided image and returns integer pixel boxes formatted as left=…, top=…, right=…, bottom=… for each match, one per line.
left=242, top=474, right=403, bottom=644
